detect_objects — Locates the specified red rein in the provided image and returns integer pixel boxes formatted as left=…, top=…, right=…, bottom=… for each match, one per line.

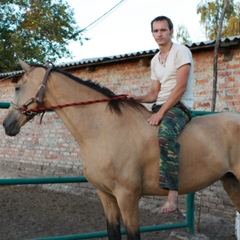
left=20, top=94, right=129, bottom=115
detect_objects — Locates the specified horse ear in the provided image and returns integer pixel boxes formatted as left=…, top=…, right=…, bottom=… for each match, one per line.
left=18, top=58, right=30, bottom=72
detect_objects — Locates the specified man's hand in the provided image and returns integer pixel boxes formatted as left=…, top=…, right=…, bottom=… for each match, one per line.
left=126, top=93, right=138, bottom=100
left=147, top=112, right=164, bottom=126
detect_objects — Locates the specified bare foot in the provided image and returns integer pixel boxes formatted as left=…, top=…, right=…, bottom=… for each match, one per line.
left=160, top=190, right=178, bottom=214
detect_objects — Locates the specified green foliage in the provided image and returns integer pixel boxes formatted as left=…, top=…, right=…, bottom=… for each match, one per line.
left=222, top=2, right=240, bottom=37
left=0, top=0, right=86, bottom=72
left=197, top=0, right=240, bottom=40
left=176, top=25, right=192, bottom=45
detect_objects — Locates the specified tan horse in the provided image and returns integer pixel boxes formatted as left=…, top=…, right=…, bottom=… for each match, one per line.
left=3, top=60, right=240, bottom=240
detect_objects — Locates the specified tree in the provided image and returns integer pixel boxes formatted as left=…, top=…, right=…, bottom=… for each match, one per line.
left=197, top=0, right=240, bottom=40
left=197, top=0, right=239, bottom=111
left=0, top=0, right=86, bottom=72
left=222, top=2, right=240, bottom=37
left=212, top=0, right=230, bottom=111
left=176, top=25, right=192, bottom=45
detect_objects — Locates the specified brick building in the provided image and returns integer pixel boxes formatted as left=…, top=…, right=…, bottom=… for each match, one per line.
left=0, top=36, right=239, bottom=221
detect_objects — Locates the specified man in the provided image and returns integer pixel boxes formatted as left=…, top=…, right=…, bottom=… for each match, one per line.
left=128, top=16, right=194, bottom=213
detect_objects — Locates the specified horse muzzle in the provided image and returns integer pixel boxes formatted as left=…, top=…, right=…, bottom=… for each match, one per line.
left=3, top=111, right=25, bottom=136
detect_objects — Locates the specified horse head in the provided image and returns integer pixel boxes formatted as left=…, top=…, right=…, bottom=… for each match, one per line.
left=3, top=59, right=48, bottom=136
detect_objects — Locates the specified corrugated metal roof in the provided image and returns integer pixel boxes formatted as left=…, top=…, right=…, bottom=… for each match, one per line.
left=58, top=35, right=240, bottom=68
left=57, top=49, right=159, bottom=69
left=0, top=70, right=23, bottom=79
left=188, top=35, right=240, bottom=48
left=1, top=35, right=239, bottom=79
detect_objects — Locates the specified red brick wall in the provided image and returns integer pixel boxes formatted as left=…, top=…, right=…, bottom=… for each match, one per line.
left=194, top=47, right=240, bottom=111
left=0, top=46, right=239, bottom=221
left=72, top=59, right=152, bottom=97
left=69, top=48, right=240, bottom=112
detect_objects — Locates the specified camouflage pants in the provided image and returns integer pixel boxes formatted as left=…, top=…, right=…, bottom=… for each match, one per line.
left=152, top=103, right=191, bottom=190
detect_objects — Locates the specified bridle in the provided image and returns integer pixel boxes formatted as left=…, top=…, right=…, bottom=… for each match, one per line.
left=10, top=65, right=53, bottom=122
left=10, top=65, right=129, bottom=122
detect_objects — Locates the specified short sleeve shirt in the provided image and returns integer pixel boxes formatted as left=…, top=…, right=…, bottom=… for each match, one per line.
left=151, top=43, right=194, bottom=108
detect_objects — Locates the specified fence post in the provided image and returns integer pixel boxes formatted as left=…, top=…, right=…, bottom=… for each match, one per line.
left=186, top=193, right=195, bottom=233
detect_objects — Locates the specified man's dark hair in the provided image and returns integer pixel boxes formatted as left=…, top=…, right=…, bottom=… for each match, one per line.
left=151, top=16, right=174, bottom=32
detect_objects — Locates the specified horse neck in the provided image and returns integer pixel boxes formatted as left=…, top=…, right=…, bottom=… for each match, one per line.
left=45, top=72, right=110, bottom=145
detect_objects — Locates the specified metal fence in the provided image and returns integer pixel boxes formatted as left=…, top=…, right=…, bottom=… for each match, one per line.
left=0, top=177, right=195, bottom=240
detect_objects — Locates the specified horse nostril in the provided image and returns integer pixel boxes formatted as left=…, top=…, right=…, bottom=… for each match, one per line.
left=3, top=122, right=20, bottom=136
left=3, top=118, right=7, bottom=128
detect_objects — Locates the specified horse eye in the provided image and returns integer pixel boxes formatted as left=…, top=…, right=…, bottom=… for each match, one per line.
left=15, top=86, right=20, bottom=92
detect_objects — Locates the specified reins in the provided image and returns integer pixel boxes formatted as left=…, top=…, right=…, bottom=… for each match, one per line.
left=19, top=94, right=129, bottom=115
left=10, top=65, right=131, bottom=123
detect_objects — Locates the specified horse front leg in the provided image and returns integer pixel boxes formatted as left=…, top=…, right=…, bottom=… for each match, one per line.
left=117, top=190, right=141, bottom=240
left=98, top=189, right=122, bottom=240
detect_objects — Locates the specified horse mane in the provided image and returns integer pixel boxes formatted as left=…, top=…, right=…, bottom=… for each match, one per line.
left=30, top=64, right=146, bottom=115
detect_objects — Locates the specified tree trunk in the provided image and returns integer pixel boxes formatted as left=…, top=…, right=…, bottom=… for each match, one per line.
left=212, top=0, right=230, bottom=111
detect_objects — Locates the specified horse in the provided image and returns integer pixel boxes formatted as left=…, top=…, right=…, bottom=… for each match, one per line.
left=3, top=59, right=240, bottom=240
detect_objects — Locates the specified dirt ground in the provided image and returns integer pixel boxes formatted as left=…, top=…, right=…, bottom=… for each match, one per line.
left=0, top=185, right=237, bottom=240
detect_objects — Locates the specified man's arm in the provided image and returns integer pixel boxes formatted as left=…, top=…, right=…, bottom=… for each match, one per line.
left=160, top=63, right=190, bottom=114
left=147, top=64, right=190, bottom=126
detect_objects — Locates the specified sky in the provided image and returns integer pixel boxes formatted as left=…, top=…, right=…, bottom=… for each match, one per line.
left=61, top=0, right=206, bottom=63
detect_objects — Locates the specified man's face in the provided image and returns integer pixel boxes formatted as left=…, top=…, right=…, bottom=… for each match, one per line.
left=152, top=20, right=173, bottom=46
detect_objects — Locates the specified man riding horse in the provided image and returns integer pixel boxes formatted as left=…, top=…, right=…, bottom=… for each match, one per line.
left=128, top=16, right=194, bottom=214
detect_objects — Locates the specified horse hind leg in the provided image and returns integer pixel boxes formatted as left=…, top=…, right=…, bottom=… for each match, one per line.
left=98, top=190, right=121, bottom=240
left=221, top=172, right=240, bottom=212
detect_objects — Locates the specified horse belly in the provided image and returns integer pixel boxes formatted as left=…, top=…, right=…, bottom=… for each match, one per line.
left=177, top=114, right=235, bottom=193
